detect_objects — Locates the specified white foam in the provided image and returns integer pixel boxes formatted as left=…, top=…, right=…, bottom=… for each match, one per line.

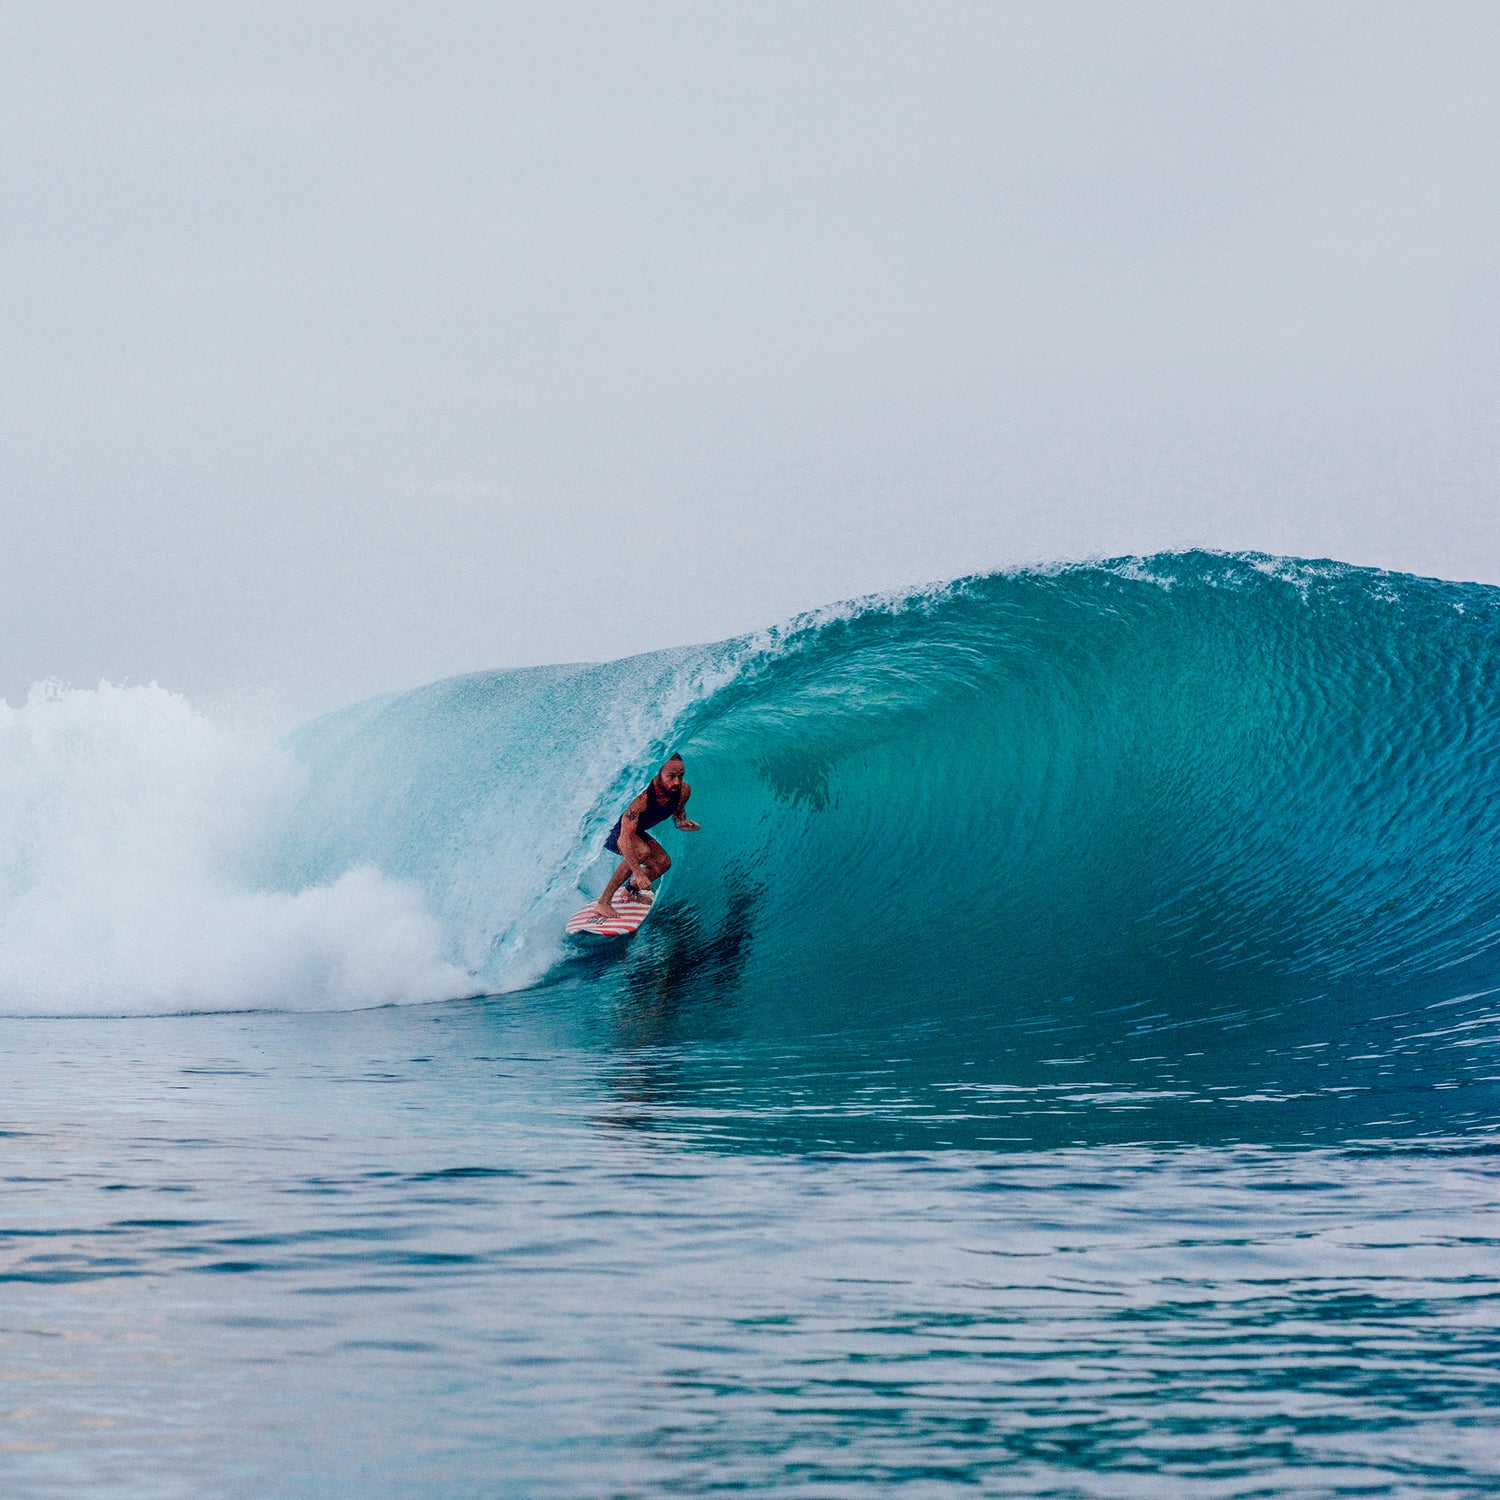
left=0, top=682, right=473, bottom=1015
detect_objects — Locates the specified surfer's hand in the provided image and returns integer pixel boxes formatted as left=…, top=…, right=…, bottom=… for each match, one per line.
left=677, top=819, right=701, bottom=832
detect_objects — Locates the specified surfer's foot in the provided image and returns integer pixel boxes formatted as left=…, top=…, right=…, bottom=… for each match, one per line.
left=594, top=899, right=616, bottom=919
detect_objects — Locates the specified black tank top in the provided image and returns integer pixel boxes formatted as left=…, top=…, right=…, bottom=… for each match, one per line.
left=635, top=779, right=683, bottom=834
left=606, top=779, right=682, bottom=850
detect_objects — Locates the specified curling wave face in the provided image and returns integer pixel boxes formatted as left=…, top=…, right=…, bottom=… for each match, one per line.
left=284, top=552, right=1500, bottom=1011
left=270, top=551, right=1500, bottom=1144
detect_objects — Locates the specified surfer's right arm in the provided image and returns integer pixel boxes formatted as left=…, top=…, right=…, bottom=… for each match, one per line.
left=618, top=794, right=652, bottom=890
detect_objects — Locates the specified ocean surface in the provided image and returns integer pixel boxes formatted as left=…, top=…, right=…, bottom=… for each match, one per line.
left=2, top=552, right=1498, bottom=1495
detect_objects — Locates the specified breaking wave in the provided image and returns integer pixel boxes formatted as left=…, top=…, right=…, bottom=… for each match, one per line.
left=6, top=552, right=1500, bottom=1063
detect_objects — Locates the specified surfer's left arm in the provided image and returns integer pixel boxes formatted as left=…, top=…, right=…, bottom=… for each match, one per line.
left=674, top=782, right=701, bottom=832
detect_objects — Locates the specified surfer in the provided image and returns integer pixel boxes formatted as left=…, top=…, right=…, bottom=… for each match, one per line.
left=595, top=754, right=701, bottom=918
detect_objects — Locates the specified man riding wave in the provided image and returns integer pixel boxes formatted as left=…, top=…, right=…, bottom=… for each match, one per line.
left=595, top=753, right=701, bottom=919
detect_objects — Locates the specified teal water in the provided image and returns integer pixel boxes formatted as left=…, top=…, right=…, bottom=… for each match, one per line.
left=2, top=1002, right=1497, bottom=1496
left=285, top=551, right=1500, bottom=1024
left=2, top=553, right=1499, bottom=1492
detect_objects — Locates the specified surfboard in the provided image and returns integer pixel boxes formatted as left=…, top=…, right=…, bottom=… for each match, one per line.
left=565, top=885, right=656, bottom=939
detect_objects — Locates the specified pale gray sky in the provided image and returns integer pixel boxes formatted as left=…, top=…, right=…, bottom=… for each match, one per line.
left=3, top=1, right=1498, bottom=716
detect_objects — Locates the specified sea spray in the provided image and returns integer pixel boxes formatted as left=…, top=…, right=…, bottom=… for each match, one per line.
left=0, top=681, right=468, bottom=1014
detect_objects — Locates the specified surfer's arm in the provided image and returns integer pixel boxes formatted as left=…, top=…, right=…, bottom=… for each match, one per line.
left=618, top=795, right=652, bottom=878
left=673, top=782, right=701, bottom=832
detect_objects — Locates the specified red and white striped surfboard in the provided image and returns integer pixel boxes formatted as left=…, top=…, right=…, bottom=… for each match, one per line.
left=565, top=886, right=656, bottom=939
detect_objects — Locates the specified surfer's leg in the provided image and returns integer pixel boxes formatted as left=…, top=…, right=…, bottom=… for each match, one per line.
left=596, top=859, right=631, bottom=916
left=617, top=836, right=670, bottom=903
left=638, top=834, right=670, bottom=881
left=600, top=830, right=661, bottom=912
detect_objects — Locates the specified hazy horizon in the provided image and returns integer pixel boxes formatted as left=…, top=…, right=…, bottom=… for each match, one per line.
left=5, top=1, right=1499, bottom=718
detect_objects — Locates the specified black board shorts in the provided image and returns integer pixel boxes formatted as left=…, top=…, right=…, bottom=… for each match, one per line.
left=605, top=822, right=666, bottom=855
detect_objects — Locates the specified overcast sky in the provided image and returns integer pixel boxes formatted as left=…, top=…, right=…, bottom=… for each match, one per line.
left=3, top=1, right=1498, bottom=716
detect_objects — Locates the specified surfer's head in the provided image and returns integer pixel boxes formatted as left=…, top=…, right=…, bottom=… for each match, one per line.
left=657, top=754, right=685, bottom=791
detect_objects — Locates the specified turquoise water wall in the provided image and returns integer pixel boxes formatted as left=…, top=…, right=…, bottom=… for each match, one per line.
left=278, top=553, right=1500, bottom=1048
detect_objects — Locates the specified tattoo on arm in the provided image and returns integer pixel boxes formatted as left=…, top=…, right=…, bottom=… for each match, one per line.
left=621, top=793, right=648, bottom=857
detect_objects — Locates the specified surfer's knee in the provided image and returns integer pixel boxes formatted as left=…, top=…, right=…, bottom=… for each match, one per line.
left=654, top=849, right=672, bottom=876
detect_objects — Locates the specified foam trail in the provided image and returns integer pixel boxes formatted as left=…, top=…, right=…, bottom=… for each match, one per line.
left=0, top=682, right=470, bottom=1015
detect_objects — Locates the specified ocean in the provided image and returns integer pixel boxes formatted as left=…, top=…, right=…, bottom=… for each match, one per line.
left=2, top=552, right=1497, bottom=1495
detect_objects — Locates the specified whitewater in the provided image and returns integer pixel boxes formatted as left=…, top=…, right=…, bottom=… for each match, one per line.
left=3, top=552, right=1498, bottom=1495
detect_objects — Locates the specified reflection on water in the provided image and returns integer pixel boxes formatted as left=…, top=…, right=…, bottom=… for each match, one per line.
left=0, top=997, right=1497, bottom=1496
left=563, top=953, right=1500, bottom=1154
left=618, top=866, right=764, bottom=1038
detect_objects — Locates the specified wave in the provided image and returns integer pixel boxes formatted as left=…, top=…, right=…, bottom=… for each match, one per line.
left=285, top=551, right=1500, bottom=1015
left=5, top=553, right=1500, bottom=1052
